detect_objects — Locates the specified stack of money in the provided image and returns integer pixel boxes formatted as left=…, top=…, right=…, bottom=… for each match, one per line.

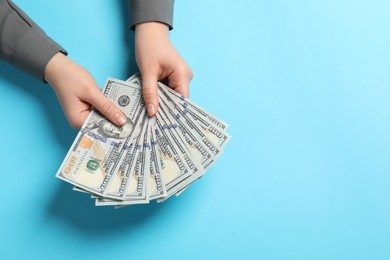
left=56, top=74, right=231, bottom=207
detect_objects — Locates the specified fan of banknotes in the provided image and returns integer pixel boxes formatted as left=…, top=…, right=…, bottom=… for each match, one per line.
left=56, top=74, right=230, bottom=207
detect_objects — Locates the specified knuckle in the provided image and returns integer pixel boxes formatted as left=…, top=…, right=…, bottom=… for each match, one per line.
left=143, top=88, right=156, bottom=102
left=178, top=66, right=193, bottom=80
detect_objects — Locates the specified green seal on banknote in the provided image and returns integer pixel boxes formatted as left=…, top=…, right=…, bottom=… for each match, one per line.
left=86, top=159, right=100, bottom=172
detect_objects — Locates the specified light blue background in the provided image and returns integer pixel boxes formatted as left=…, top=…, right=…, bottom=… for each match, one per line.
left=1, top=0, right=390, bottom=259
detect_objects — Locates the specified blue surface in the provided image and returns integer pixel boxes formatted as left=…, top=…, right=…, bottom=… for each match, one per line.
left=1, top=0, right=390, bottom=259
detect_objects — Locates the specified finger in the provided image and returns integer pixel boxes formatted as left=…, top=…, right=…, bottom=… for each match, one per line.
left=169, top=74, right=191, bottom=98
left=141, top=69, right=159, bottom=116
left=85, top=90, right=127, bottom=126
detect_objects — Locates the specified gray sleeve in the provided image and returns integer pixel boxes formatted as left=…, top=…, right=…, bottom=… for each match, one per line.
left=128, top=0, right=174, bottom=30
left=0, top=0, right=67, bottom=82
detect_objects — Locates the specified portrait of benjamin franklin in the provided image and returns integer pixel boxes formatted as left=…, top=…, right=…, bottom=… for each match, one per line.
left=85, top=113, right=135, bottom=139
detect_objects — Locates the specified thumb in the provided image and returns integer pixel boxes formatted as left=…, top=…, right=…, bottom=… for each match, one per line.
left=86, top=89, right=127, bottom=126
left=141, top=70, right=159, bottom=116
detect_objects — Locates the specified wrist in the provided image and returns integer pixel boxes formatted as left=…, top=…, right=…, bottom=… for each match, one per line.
left=135, top=22, right=170, bottom=41
left=44, top=52, right=70, bottom=86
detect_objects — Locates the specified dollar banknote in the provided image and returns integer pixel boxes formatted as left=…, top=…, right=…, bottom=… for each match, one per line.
left=158, top=84, right=231, bottom=149
left=57, top=74, right=231, bottom=207
left=56, top=77, right=145, bottom=198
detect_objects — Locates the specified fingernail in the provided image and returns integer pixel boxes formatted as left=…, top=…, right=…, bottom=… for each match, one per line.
left=147, top=104, right=156, bottom=116
left=115, top=112, right=126, bottom=125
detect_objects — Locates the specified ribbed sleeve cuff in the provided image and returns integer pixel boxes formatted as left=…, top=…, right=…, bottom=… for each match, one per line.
left=129, top=0, right=174, bottom=30
left=11, top=27, right=67, bottom=82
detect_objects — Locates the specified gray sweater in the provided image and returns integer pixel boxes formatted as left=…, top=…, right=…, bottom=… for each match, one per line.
left=0, top=0, right=174, bottom=81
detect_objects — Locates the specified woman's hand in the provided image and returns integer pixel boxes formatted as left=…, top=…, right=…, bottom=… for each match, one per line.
left=44, top=53, right=126, bottom=129
left=135, top=22, right=193, bottom=116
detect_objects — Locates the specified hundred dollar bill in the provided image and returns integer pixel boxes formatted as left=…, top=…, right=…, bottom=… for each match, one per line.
left=158, top=84, right=231, bottom=149
left=96, top=114, right=150, bottom=206
left=56, top=78, right=144, bottom=197
left=60, top=74, right=230, bottom=207
left=147, top=118, right=167, bottom=200
left=99, top=110, right=148, bottom=200
left=152, top=117, right=192, bottom=190
left=72, top=186, right=89, bottom=194
left=127, top=74, right=228, bottom=132
left=139, top=119, right=151, bottom=201
left=119, top=115, right=149, bottom=203
left=159, top=83, right=229, bottom=131
left=155, top=109, right=205, bottom=194
left=158, top=90, right=221, bottom=169
left=126, top=73, right=139, bottom=83
left=116, top=118, right=153, bottom=206
left=155, top=102, right=217, bottom=200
